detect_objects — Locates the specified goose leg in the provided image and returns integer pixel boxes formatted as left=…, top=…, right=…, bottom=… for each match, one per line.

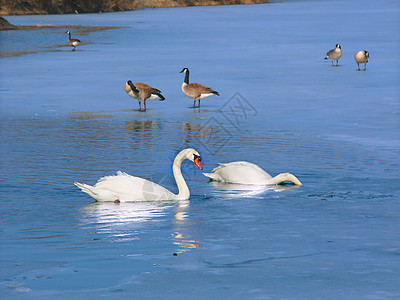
left=336, top=60, right=339, bottom=66
left=364, top=63, right=367, bottom=71
left=331, top=60, right=334, bottom=66
left=357, top=63, right=360, bottom=71
left=198, top=99, right=201, bottom=107
left=138, top=101, right=142, bottom=111
left=193, top=99, right=197, bottom=108
left=143, top=100, right=147, bottom=111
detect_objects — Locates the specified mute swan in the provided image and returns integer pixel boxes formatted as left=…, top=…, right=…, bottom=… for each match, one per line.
left=75, top=148, right=202, bottom=202
left=203, top=161, right=302, bottom=186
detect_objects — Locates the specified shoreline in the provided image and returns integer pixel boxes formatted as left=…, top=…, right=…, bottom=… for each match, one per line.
left=0, top=0, right=268, bottom=17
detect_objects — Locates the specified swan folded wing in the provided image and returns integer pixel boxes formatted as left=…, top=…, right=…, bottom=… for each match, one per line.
left=210, top=161, right=272, bottom=185
left=93, top=172, right=175, bottom=201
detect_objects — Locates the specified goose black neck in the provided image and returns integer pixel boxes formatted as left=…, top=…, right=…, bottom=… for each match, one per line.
left=184, top=70, right=190, bottom=84
left=68, top=32, right=71, bottom=40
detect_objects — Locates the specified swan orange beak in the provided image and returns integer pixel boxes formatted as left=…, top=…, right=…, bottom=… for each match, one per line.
left=194, top=157, right=203, bottom=170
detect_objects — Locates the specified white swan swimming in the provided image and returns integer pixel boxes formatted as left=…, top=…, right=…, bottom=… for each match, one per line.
left=75, top=148, right=202, bottom=202
left=203, top=161, right=302, bottom=186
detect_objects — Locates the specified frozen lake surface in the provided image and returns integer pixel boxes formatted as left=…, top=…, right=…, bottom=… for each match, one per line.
left=1, top=0, right=400, bottom=298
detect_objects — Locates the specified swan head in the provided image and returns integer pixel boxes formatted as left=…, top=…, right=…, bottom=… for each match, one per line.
left=180, top=148, right=202, bottom=170
left=127, top=80, right=139, bottom=93
left=278, top=172, right=303, bottom=186
left=180, top=68, right=189, bottom=74
left=193, top=154, right=202, bottom=170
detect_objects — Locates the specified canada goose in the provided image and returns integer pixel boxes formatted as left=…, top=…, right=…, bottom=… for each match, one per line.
left=324, top=44, right=342, bottom=66
left=65, top=31, right=81, bottom=51
left=124, top=80, right=165, bottom=111
left=354, top=50, right=369, bottom=71
left=180, top=68, right=219, bottom=108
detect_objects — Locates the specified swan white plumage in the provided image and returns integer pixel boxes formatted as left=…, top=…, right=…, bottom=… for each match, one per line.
left=203, top=161, right=302, bottom=186
left=75, top=148, right=202, bottom=202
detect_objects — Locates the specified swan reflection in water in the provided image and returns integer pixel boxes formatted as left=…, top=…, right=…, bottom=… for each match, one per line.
left=80, top=200, right=201, bottom=253
left=172, top=200, right=201, bottom=254
left=209, top=182, right=300, bottom=199
left=80, top=201, right=170, bottom=237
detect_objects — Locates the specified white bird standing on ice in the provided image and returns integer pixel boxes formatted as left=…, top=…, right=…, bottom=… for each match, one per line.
left=203, top=161, right=302, bottom=186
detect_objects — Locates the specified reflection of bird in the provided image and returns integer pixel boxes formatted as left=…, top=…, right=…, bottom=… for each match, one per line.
left=180, top=68, right=219, bottom=108
left=126, top=120, right=157, bottom=133
left=75, top=148, right=203, bottom=202
left=65, top=31, right=81, bottom=51
left=354, top=50, right=369, bottom=71
left=324, top=44, right=342, bottom=66
left=209, top=182, right=295, bottom=198
left=203, top=161, right=302, bottom=185
left=183, top=122, right=203, bottom=132
left=124, top=80, right=165, bottom=111
left=82, top=202, right=168, bottom=227
left=173, top=233, right=200, bottom=253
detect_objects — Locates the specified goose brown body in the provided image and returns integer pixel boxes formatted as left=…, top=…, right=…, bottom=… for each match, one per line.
left=124, top=81, right=165, bottom=111
left=66, top=31, right=81, bottom=51
left=182, top=82, right=218, bottom=99
left=180, top=68, right=219, bottom=107
left=325, top=44, right=342, bottom=66
left=354, top=50, right=369, bottom=70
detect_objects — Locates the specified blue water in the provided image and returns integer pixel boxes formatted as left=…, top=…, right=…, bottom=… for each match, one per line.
left=1, top=0, right=400, bottom=298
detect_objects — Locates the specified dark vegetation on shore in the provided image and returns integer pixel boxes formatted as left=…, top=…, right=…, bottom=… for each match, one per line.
left=0, top=15, right=14, bottom=28
left=0, top=0, right=268, bottom=16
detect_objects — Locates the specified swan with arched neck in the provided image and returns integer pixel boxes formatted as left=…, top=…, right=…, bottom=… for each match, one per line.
left=75, top=148, right=202, bottom=202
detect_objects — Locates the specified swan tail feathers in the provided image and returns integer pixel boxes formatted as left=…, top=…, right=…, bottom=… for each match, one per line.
left=74, top=182, right=97, bottom=197
left=203, top=172, right=224, bottom=182
left=210, top=163, right=227, bottom=173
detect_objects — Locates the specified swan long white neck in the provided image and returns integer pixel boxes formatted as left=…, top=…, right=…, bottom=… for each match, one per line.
left=172, top=150, right=190, bottom=199
left=268, top=173, right=302, bottom=186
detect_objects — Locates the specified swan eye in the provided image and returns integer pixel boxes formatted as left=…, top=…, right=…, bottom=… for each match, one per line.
left=193, top=154, right=201, bottom=161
